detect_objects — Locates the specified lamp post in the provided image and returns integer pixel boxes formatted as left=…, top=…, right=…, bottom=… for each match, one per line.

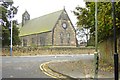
left=111, top=0, right=119, bottom=80
left=2, top=0, right=18, bottom=56
left=9, top=6, right=18, bottom=56
left=10, top=7, right=13, bottom=56
left=2, top=0, right=13, bottom=56
left=5, top=0, right=13, bottom=56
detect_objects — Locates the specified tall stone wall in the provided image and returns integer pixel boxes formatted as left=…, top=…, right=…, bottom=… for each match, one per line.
left=98, top=36, right=120, bottom=64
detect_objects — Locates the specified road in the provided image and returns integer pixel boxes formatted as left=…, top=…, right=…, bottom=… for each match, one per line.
left=2, top=54, right=94, bottom=78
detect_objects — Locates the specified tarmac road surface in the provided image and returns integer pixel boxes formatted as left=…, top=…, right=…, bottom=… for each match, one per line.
left=2, top=54, right=94, bottom=78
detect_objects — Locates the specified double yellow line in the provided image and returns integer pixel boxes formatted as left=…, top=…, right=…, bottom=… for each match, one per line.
left=40, top=61, right=67, bottom=79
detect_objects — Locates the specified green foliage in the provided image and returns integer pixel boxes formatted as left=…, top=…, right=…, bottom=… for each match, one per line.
left=1, top=2, right=21, bottom=47
left=1, top=6, right=10, bottom=47
left=74, top=2, right=120, bottom=42
left=2, top=26, right=10, bottom=46
left=12, top=22, right=21, bottom=46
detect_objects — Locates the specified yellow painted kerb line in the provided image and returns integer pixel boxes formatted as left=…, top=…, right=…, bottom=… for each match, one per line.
left=40, top=62, right=57, bottom=78
left=40, top=60, right=69, bottom=78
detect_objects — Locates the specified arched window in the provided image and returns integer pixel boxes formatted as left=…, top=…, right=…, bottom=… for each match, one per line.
left=31, top=38, right=35, bottom=44
left=40, top=36, right=45, bottom=46
left=67, top=33, right=70, bottom=45
left=23, top=39, right=27, bottom=46
left=60, top=32, right=63, bottom=45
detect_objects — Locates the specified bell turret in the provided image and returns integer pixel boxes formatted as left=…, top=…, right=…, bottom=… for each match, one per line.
left=22, top=10, right=30, bottom=26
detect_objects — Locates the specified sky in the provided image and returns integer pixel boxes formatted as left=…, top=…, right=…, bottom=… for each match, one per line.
left=13, top=0, right=85, bottom=26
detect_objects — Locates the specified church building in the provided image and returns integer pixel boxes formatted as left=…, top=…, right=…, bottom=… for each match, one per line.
left=19, top=9, right=77, bottom=47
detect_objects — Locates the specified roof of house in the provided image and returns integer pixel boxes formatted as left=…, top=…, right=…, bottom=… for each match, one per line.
left=19, top=10, right=63, bottom=37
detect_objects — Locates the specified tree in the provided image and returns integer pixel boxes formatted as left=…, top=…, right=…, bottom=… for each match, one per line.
left=1, top=1, right=21, bottom=47
left=76, top=27, right=90, bottom=46
left=74, top=2, right=120, bottom=42
left=73, top=5, right=92, bottom=45
left=0, top=6, right=10, bottom=47
left=12, top=20, right=21, bottom=46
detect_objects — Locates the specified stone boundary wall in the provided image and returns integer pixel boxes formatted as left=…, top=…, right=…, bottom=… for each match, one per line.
left=2, top=47, right=95, bottom=56
left=98, top=36, right=120, bottom=63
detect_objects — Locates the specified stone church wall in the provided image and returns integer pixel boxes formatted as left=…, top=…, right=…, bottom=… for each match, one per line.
left=21, top=31, right=52, bottom=47
left=38, top=31, right=52, bottom=46
left=53, top=12, right=76, bottom=46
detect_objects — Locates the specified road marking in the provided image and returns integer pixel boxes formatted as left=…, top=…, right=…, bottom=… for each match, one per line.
left=40, top=62, right=57, bottom=78
left=54, top=56, right=57, bottom=58
left=40, top=60, right=70, bottom=78
left=71, top=55, right=74, bottom=57
left=10, top=75, right=13, bottom=78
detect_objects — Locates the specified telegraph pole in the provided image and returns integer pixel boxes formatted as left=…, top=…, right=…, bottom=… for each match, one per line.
left=94, top=0, right=99, bottom=79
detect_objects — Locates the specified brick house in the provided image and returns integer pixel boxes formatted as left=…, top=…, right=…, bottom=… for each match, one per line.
left=19, top=9, right=77, bottom=47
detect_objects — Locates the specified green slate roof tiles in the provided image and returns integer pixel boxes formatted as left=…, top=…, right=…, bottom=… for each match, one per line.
left=19, top=10, right=63, bottom=36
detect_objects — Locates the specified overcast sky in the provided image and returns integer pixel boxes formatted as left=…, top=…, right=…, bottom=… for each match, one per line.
left=13, top=0, right=85, bottom=26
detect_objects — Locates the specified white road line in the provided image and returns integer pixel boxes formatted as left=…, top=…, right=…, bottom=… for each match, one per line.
left=10, top=75, right=13, bottom=78
left=54, top=56, right=57, bottom=58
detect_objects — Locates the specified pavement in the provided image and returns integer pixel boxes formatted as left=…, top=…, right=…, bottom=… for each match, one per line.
left=40, top=59, right=115, bottom=80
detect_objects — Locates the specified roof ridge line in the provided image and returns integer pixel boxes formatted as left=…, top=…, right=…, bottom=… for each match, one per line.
left=30, top=9, right=63, bottom=21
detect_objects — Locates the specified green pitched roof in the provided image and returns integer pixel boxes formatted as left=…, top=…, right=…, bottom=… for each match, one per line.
left=19, top=10, right=63, bottom=36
